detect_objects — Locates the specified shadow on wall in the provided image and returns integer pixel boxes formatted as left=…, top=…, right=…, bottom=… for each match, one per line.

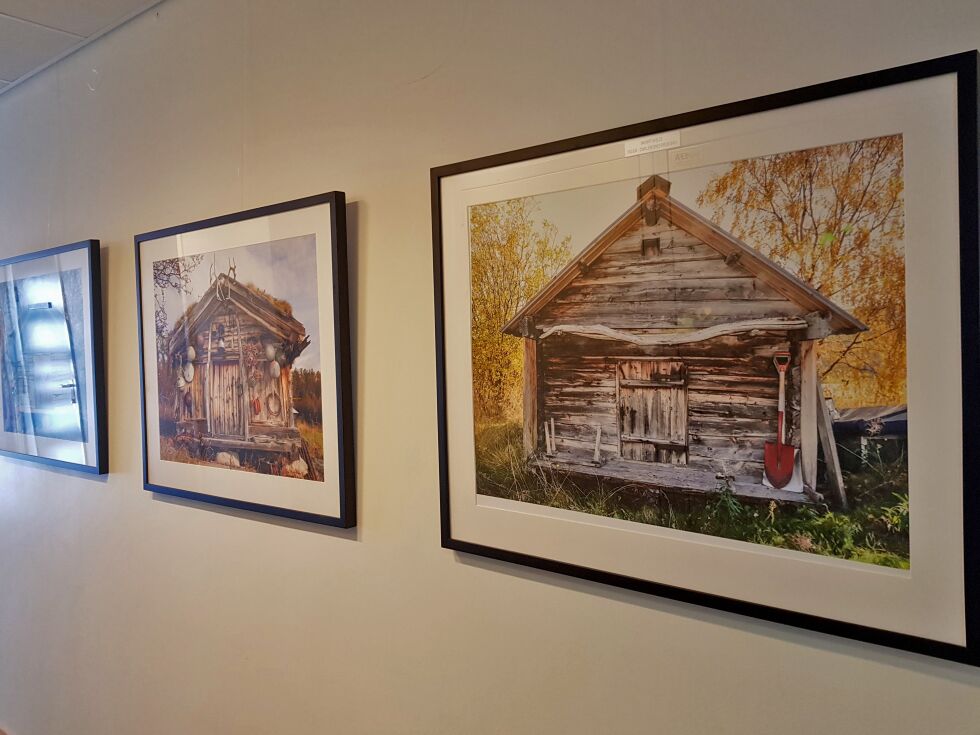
left=452, top=549, right=980, bottom=686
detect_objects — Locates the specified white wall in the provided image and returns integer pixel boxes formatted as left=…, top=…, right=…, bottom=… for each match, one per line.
left=1, top=1, right=979, bottom=733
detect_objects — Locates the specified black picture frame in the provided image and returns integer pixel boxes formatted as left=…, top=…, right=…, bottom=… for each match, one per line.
left=134, top=193, right=356, bottom=528
left=431, top=52, right=980, bottom=664
left=0, top=239, right=107, bottom=475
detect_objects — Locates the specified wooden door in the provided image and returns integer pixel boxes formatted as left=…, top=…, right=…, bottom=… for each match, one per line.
left=617, top=360, right=687, bottom=464
left=210, top=361, right=244, bottom=437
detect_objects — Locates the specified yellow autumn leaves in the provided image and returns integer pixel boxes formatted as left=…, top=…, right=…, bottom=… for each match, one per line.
left=469, top=198, right=570, bottom=421
left=699, top=135, right=907, bottom=408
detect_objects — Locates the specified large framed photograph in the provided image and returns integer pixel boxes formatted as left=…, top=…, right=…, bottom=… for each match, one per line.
left=0, top=240, right=107, bottom=474
left=432, top=52, right=979, bottom=662
left=135, top=193, right=355, bottom=527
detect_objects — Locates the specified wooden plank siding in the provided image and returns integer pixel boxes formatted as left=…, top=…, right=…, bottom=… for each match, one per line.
left=540, top=335, right=796, bottom=484
left=175, top=309, right=297, bottom=434
left=246, top=369, right=289, bottom=427
left=532, top=455, right=813, bottom=505
left=187, top=366, right=206, bottom=420
left=210, top=361, right=244, bottom=438
left=536, top=219, right=808, bottom=334
left=617, top=360, right=687, bottom=464
left=535, top=220, right=804, bottom=331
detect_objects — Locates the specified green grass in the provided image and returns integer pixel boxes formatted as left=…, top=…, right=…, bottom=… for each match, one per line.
left=475, top=421, right=909, bottom=569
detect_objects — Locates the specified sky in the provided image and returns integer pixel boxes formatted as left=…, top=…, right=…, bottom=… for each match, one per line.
left=156, top=234, right=323, bottom=371
left=529, top=162, right=737, bottom=261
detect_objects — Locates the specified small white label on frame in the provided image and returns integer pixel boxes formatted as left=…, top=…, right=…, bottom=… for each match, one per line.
left=624, top=130, right=682, bottom=157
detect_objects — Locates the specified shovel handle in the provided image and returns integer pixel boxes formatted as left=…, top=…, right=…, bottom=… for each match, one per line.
left=773, top=351, right=791, bottom=373
left=773, top=351, right=790, bottom=445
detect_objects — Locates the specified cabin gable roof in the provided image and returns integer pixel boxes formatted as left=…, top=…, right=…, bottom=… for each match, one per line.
left=167, top=274, right=305, bottom=355
left=502, top=175, right=867, bottom=338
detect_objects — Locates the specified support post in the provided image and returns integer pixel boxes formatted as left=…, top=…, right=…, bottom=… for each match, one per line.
left=522, top=337, right=538, bottom=456
left=799, top=340, right=818, bottom=490
left=235, top=314, right=249, bottom=440
left=205, top=321, right=213, bottom=434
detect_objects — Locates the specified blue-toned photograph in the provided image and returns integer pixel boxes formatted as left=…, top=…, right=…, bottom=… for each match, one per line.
left=0, top=269, right=88, bottom=443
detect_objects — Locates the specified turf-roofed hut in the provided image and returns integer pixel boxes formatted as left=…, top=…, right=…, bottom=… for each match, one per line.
left=167, top=271, right=321, bottom=479
left=503, top=175, right=865, bottom=503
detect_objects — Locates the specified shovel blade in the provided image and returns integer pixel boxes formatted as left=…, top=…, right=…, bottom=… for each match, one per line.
left=764, top=442, right=796, bottom=489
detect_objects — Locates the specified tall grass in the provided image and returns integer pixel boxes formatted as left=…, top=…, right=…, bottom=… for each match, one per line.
left=475, top=421, right=910, bottom=569
left=296, top=419, right=324, bottom=462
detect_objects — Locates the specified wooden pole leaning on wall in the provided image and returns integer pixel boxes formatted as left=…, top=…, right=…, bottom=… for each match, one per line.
left=816, top=380, right=848, bottom=510
left=592, top=425, right=602, bottom=466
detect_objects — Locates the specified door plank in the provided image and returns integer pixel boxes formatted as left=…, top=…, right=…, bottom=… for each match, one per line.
left=618, top=360, right=687, bottom=464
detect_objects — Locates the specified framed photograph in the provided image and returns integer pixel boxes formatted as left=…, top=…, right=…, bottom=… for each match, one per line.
left=0, top=240, right=107, bottom=474
left=135, top=193, right=355, bottom=527
left=432, top=52, right=979, bottom=662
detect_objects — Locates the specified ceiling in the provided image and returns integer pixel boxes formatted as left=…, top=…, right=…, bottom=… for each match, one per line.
left=0, top=0, right=164, bottom=95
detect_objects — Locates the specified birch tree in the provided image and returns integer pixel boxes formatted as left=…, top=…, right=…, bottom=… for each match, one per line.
left=469, top=197, right=570, bottom=421
left=698, top=135, right=906, bottom=407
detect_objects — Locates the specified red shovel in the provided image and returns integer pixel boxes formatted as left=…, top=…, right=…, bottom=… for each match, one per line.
left=764, top=351, right=796, bottom=489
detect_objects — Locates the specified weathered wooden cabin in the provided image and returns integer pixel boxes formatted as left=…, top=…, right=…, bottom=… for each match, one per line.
left=503, top=175, right=864, bottom=502
left=167, top=272, right=319, bottom=478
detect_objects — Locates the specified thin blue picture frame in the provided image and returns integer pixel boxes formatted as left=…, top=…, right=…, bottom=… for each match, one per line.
left=0, top=239, right=108, bottom=475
